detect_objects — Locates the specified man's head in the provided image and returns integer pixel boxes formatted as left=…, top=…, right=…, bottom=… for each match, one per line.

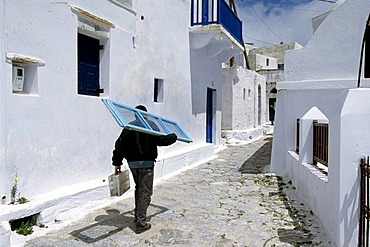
left=135, top=105, right=147, bottom=112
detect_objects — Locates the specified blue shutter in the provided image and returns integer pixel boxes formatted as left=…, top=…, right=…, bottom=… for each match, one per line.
left=78, top=33, right=100, bottom=96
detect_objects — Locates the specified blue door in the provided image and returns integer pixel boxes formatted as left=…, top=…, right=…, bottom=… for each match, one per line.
left=78, top=33, right=100, bottom=96
left=206, top=88, right=215, bottom=143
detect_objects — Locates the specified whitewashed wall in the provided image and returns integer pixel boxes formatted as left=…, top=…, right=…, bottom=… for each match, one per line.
left=0, top=0, right=215, bottom=205
left=271, top=0, right=370, bottom=246
left=248, top=54, right=277, bottom=71
left=222, top=66, right=266, bottom=131
left=249, top=42, right=302, bottom=65
left=284, top=0, right=367, bottom=81
left=3, top=0, right=133, bottom=199
left=189, top=39, right=242, bottom=145
left=0, top=0, right=6, bottom=203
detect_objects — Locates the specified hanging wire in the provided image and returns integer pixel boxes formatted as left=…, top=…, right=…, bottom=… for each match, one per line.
left=243, top=35, right=275, bottom=45
left=243, top=0, right=284, bottom=43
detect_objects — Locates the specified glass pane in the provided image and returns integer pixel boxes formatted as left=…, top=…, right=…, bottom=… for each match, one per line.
left=141, top=113, right=167, bottom=133
left=102, top=99, right=192, bottom=143
left=162, top=120, right=186, bottom=139
left=115, top=106, right=137, bottom=126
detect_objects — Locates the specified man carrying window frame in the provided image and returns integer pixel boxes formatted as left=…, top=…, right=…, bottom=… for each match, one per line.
left=112, top=105, right=177, bottom=233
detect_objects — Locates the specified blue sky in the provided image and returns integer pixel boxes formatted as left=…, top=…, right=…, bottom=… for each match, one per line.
left=235, top=0, right=334, bottom=47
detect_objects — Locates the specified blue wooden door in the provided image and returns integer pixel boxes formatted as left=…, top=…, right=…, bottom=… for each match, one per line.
left=206, top=88, right=214, bottom=143
left=78, top=33, right=100, bottom=96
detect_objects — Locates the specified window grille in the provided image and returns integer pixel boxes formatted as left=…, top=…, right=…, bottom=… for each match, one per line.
left=313, top=120, right=329, bottom=167
left=296, top=119, right=300, bottom=154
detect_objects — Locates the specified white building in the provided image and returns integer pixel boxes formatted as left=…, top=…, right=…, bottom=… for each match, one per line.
left=221, top=66, right=267, bottom=143
left=0, top=0, right=250, bottom=245
left=248, top=42, right=303, bottom=124
left=271, top=0, right=370, bottom=246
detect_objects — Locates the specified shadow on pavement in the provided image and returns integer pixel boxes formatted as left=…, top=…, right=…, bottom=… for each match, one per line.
left=238, top=136, right=273, bottom=174
left=70, top=204, right=168, bottom=244
left=274, top=178, right=317, bottom=245
left=237, top=137, right=320, bottom=245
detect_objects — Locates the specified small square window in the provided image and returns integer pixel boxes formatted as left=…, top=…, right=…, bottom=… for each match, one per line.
left=12, top=64, right=38, bottom=94
left=154, top=78, right=164, bottom=103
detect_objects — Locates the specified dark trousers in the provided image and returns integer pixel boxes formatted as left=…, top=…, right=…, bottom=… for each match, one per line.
left=130, top=167, right=154, bottom=227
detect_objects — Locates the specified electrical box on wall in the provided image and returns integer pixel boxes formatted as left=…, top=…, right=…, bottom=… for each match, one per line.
left=12, top=66, right=24, bottom=92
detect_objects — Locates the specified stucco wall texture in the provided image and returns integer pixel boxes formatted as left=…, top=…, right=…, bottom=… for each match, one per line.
left=271, top=0, right=370, bottom=246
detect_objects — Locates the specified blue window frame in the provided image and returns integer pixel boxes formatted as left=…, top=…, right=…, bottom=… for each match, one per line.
left=102, top=99, right=192, bottom=143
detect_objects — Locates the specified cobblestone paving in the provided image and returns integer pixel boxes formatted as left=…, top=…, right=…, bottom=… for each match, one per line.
left=24, top=136, right=334, bottom=246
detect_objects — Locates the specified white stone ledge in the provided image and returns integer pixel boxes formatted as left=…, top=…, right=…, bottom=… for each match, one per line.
left=277, top=79, right=357, bottom=90
left=288, top=150, right=328, bottom=183
left=6, top=53, right=45, bottom=66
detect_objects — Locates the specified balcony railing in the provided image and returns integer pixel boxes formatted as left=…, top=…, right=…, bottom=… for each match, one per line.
left=191, top=0, right=243, bottom=45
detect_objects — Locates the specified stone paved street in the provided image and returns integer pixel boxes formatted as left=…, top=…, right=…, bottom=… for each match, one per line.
left=23, top=136, right=334, bottom=246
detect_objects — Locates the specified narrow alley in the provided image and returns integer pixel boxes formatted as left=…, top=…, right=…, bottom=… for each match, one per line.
left=22, top=136, right=333, bottom=247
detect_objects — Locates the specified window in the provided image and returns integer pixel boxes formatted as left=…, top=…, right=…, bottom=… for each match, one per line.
left=78, top=33, right=102, bottom=96
left=278, top=64, right=284, bottom=70
left=12, top=65, right=24, bottom=93
left=7, top=53, right=44, bottom=95
left=101, top=99, right=192, bottom=143
left=154, top=78, right=164, bottom=103
left=73, top=6, right=112, bottom=97
left=266, top=58, right=270, bottom=66
left=365, top=21, right=370, bottom=78
left=313, top=120, right=329, bottom=168
left=243, top=88, right=246, bottom=100
left=296, top=119, right=300, bottom=154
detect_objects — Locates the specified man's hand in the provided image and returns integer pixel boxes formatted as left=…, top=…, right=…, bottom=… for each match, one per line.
left=114, top=166, right=121, bottom=175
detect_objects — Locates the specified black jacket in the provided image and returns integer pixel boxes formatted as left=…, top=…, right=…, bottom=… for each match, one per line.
left=112, top=121, right=177, bottom=165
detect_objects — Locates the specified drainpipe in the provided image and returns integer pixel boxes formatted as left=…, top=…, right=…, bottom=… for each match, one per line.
left=0, top=0, right=7, bottom=196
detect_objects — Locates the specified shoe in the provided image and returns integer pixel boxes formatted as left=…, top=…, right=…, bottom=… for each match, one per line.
left=136, top=223, right=151, bottom=233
